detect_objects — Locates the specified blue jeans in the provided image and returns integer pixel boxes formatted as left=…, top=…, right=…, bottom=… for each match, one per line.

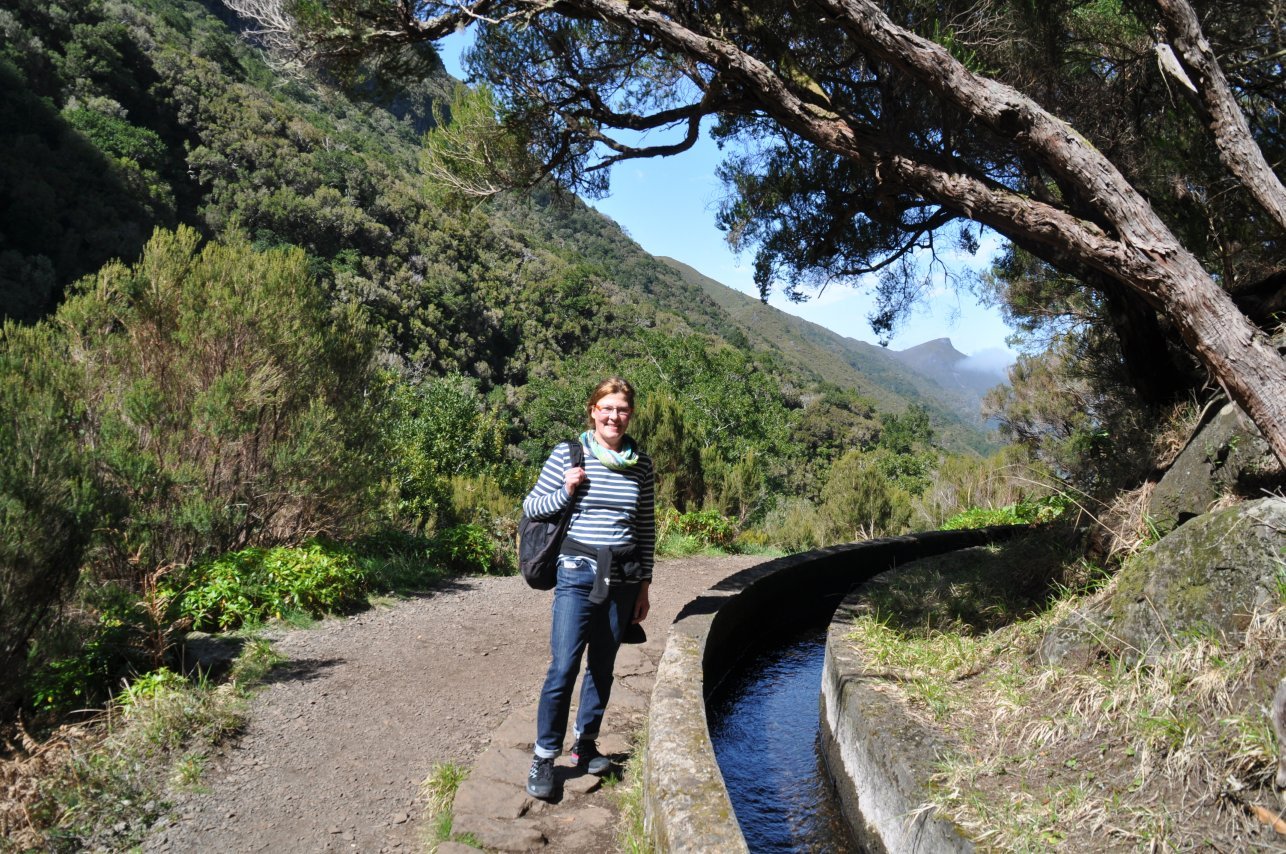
left=534, top=555, right=639, bottom=758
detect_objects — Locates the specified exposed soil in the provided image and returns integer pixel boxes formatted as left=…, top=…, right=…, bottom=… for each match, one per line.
left=142, top=555, right=760, bottom=853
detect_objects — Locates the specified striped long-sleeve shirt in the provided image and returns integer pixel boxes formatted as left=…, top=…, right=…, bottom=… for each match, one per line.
left=522, top=439, right=656, bottom=581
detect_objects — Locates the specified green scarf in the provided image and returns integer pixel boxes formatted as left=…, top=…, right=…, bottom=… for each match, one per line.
left=582, top=430, right=639, bottom=470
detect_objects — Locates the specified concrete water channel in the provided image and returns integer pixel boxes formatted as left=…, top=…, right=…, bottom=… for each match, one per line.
left=708, top=625, right=859, bottom=851
left=643, top=527, right=1022, bottom=852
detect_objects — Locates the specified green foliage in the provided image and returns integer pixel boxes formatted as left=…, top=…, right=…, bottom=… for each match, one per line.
left=114, top=668, right=188, bottom=712
left=983, top=334, right=1161, bottom=495
left=425, top=523, right=499, bottom=575
left=420, top=82, right=540, bottom=198
left=58, top=227, right=385, bottom=582
left=0, top=321, right=103, bottom=715
left=942, top=495, right=1072, bottom=530
left=636, top=393, right=705, bottom=511
left=384, top=374, right=508, bottom=533
left=445, top=473, right=523, bottom=571
left=24, top=574, right=199, bottom=718
left=62, top=107, right=166, bottom=169
left=27, top=605, right=140, bottom=716
left=345, top=529, right=452, bottom=593
left=517, top=329, right=795, bottom=514
left=878, top=404, right=935, bottom=455
left=758, top=497, right=823, bottom=553
left=657, top=508, right=739, bottom=554
left=704, top=448, right=768, bottom=526
left=788, top=387, right=880, bottom=492
left=818, top=450, right=912, bottom=542
left=868, top=447, right=938, bottom=497
left=16, top=639, right=276, bottom=851
left=174, top=542, right=367, bottom=631
left=910, top=446, right=1043, bottom=530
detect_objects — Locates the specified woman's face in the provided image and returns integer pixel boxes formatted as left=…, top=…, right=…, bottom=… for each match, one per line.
left=591, top=391, right=632, bottom=450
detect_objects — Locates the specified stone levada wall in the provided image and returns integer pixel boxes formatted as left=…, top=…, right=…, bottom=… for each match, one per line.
left=643, top=527, right=1022, bottom=853
left=820, top=594, right=975, bottom=853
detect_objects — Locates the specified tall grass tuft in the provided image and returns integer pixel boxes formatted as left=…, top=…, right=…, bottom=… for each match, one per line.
left=420, top=761, right=470, bottom=851
left=613, top=727, right=656, bottom=854
left=0, top=639, right=281, bottom=850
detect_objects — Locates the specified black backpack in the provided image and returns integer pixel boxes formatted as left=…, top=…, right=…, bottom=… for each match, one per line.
left=517, top=440, right=585, bottom=590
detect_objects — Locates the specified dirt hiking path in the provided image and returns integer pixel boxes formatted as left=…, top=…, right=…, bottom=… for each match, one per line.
left=143, top=555, right=760, bottom=853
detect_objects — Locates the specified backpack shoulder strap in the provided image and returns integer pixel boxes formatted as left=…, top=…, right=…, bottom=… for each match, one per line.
left=566, top=438, right=585, bottom=467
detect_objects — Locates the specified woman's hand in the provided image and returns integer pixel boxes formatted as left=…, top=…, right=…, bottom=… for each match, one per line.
left=632, top=581, right=650, bottom=624
left=564, top=465, right=587, bottom=495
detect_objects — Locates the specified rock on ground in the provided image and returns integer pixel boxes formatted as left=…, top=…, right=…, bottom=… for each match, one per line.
left=1041, top=497, right=1286, bottom=666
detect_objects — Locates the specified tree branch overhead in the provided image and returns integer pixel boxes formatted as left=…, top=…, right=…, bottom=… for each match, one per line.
left=230, top=0, right=1286, bottom=464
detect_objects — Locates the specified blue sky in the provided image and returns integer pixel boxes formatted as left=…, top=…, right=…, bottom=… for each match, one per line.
left=436, top=33, right=1017, bottom=367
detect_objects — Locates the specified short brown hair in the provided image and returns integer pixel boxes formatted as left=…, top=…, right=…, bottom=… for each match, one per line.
left=585, top=376, right=635, bottom=427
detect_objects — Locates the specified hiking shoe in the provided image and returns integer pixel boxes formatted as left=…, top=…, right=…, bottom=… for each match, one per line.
left=571, top=739, right=612, bottom=775
left=526, top=755, right=554, bottom=799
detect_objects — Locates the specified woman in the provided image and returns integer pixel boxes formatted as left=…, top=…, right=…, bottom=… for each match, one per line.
left=522, top=377, right=655, bottom=799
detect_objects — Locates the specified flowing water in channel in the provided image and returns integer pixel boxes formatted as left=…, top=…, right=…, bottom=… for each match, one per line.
left=707, top=626, right=865, bottom=852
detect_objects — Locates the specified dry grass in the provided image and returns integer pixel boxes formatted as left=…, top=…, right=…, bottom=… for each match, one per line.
left=1091, top=482, right=1160, bottom=564
left=1151, top=394, right=1212, bottom=471
left=845, top=541, right=1286, bottom=852
left=1, top=720, right=100, bottom=851
left=0, top=642, right=277, bottom=851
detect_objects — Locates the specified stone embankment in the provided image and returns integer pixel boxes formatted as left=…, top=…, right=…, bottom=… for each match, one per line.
left=643, top=528, right=1018, bottom=852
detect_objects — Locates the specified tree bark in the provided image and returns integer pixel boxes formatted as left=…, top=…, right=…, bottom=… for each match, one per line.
left=1152, top=0, right=1286, bottom=233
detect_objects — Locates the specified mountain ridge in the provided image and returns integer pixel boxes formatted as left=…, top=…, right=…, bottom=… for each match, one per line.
left=655, top=256, right=1002, bottom=453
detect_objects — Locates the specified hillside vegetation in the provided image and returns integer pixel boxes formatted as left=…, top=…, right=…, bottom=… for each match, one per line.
left=660, top=257, right=1000, bottom=454
left=1, top=0, right=1283, bottom=849
left=0, top=0, right=1021, bottom=731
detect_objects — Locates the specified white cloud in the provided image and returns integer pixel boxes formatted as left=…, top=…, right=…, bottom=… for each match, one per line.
left=959, top=347, right=1016, bottom=377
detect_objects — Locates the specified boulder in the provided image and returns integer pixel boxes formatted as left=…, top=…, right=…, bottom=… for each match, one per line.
left=1148, top=402, right=1281, bottom=531
left=1043, top=498, right=1286, bottom=665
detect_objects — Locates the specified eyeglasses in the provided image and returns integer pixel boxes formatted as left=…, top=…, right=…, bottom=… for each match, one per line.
left=594, top=405, right=632, bottom=416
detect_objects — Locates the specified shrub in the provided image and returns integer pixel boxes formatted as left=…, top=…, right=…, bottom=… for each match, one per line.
left=758, top=498, right=823, bottom=553
left=383, top=375, right=508, bottom=534
left=174, top=542, right=367, bottom=631
left=8, top=647, right=263, bottom=851
left=654, top=508, right=741, bottom=556
left=446, top=473, right=523, bottom=570
left=0, top=321, right=103, bottom=715
left=23, top=571, right=199, bottom=719
left=352, top=529, right=442, bottom=590
left=671, top=509, right=738, bottom=548
left=941, top=494, right=1072, bottom=531
left=426, top=523, right=497, bottom=574
left=732, top=529, right=776, bottom=554
left=56, top=227, right=385, bottom=587
left=911, top=447, right=1043, bottom=530
left=819, top=450, right=911, bottom=542
left=28, top=644, right=115, bottom=716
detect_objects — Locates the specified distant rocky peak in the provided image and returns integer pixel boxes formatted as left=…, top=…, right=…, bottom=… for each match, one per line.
left=889, top=337, right=1005, bottom=402
left=889, top=338, right=967, bottom=376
